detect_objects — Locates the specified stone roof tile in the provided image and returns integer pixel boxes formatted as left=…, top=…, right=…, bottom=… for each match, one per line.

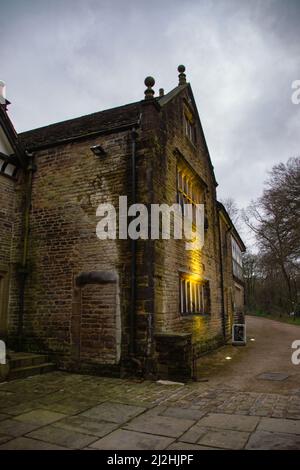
left=19, top=101, right=141, bottom=150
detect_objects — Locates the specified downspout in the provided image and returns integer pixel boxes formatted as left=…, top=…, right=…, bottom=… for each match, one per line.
left=17, top=151, right=36, bottom=350
left=129, top=127, right=142, bottom=372
left=217, top=213, right=226, bottom=341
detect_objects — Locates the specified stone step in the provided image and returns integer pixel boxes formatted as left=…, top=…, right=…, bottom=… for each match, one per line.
left=9, top=352, right=49, bottom=369
left=9, top=362, right=56, bottom=380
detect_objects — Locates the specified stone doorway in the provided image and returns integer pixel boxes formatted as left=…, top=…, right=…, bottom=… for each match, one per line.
left=71, top=271, right=121, bottom=367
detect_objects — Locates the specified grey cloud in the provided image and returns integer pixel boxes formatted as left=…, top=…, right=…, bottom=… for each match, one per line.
left=1, top=0, right=299, bottom=213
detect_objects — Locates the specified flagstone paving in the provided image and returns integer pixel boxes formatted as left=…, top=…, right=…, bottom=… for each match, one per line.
left=0, top=316, right=299, bottom=450
left=81, top=402, right=146, bottom=424
left=245, top=430, right=300, bottom=450
left=195, top=413, right=260, bottom=432
left=52, top=415, right=119, bottom=437
left=124, top=413, right=195, bottom=438
left=197, top=428, right=250, bottom=450
left=0, top=418, right=40, bottom=437
left=89, top=429, right=174, bottom=450
left=0, top=436, right=68, bottom=450
left=27, top=425, right=98, bottom=449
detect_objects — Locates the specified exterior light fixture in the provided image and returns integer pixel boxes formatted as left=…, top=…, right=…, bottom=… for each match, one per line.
left=90, top=144, right=106, bottom=157
left=225, top=356, right=232, bottom=360
left=250, top=338, right=255, bottom=342
left=0, top=155, right=18, bottom=178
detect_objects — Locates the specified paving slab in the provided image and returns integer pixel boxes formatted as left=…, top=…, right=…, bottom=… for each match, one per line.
left=197, top=413, right=260, bottom=432
left=42, top=397, right=102, bottom=415
left=0, top=435, right=13, bottom=445
left=257, top=417, right=300, bottom=434
left=198, top=428, right=250, bottom=450
left=257, top=372, right=289, bottom=381
left=167, top=441, right=221, bottom=450
left=81, top=402, right=145, bottom=424
left=14, top=409, right=66, bottom=426
left=27, top=425, right=98, bottom=449
left=0, top=436, right=68, bottom=450
left=124, top=413, right=194, bottom=438
left=34, top=391, right=72, bottom=405
left=160, top=407, right=206, bottom=421
left=0, top=418, right=40, bottom=437
left=89, top=429, right=174, bottom=450
left=3, top=402, right=39, bottom=416
left=180, top=423, right=211, bottom=443
left=53, top=415, right=119, bottom=437
left=246, top=430, right=300, bottom=450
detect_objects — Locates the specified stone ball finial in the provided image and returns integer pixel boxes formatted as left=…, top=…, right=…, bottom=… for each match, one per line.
left=144, top=76, right=155, bottom=100
left=178, top=65, right=186, bottom=85
left=144, top=76, right=155, bottom=88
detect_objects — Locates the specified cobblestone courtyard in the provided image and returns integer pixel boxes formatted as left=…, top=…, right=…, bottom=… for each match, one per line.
left=1, top=316, right=300, bottom=450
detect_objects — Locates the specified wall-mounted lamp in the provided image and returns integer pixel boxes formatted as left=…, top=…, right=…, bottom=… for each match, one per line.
left=90, top=144, right=106, bottom=157
left=0, top=154, right=18, bottom=178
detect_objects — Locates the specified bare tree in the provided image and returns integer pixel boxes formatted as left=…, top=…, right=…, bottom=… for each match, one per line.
left=220, top=197, right=241, bottom=230
left=243, top=157, right=300, bottom=311
left=243, top=252, right=259, bottom=310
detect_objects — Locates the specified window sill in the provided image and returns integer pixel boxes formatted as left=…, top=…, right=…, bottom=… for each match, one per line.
left=180, top=312, right=210, bottom=318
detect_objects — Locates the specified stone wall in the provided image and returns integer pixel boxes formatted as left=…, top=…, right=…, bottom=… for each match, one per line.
left=149, top=88, right=226, bottom=376
left=7, top=87, right=244, bottom=381
left=155, top=332, right=192, bottom=381
left=13, top=131, right=133, bottom=370
left=80, top=283, right=118, bottom=362
left=219, top=213, right=234, bottom=340
left=0, top=171, right=24, bottom=340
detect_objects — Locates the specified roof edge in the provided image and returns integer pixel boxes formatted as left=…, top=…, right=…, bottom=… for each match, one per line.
left=21, top=120, right=140, bottom=152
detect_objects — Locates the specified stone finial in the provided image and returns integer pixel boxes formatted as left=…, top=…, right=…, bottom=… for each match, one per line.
left=144, top=76, right=155, bottom=100
left=178, top=65, right=186, bottom=85
left=0, top=80, right=6, bottom=105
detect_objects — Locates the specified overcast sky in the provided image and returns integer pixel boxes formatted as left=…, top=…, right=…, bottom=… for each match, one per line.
left=2, top=0, right=300, bottom=212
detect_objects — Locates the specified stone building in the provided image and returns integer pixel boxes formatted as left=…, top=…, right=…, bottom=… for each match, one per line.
left=0, top=86, right=24, bottom=344
left=0, top=67, right=245, bottom=381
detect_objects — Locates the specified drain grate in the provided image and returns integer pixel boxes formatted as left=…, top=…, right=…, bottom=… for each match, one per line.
left=257, top=372, right=289, bottom=381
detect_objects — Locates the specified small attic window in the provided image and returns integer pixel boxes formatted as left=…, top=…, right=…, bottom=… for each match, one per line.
left=184, top=113, right=196, bottom=145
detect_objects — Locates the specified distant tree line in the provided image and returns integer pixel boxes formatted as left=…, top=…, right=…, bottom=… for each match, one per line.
left=223, top=157, right=300, bottom=317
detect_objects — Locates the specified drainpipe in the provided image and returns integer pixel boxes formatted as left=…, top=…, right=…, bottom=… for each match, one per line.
left=17, top=151, right=36, bottom=350
left=130, top=128, right=137, bottom=356
left=128, top=126, right=143, bottom=375
left=217, top=214, right=227, bottom=341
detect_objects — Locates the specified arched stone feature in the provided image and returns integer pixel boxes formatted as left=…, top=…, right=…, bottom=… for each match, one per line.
left=75, top=271, right=117, bottom=287
left=71, top=271, right=121, bottom=367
